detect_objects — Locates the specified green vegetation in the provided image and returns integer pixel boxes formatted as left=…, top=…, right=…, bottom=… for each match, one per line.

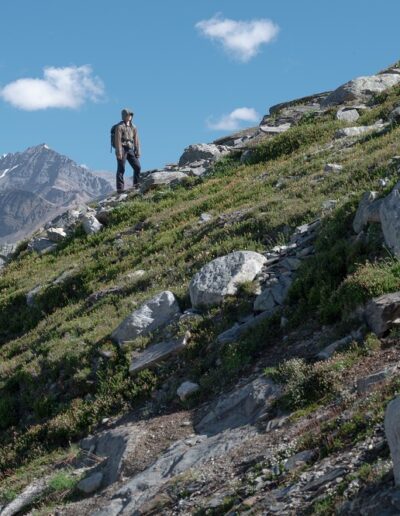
left=0, top=82, right=400, bottom=503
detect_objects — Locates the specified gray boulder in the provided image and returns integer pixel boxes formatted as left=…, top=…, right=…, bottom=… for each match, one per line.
left=177, top=381, right=200, bottom=401
left=82, top=213, right=103, bottom=235
left=189, top=251, right=267, bottom=308
left=140, top=171, right=188, bottom=193
left=178, top=143, right=230, bottom=167
left=77, top=472, right=103, bottom=494
left=27, top=237, right=57, bottom=255
left=111, top=291, right=181, bottom=347
left=46, top=227, right=67, bottom=242
left=365, top=292, right=400, bottom=336
left=385, top=396, right=400, bottom=485
left=380, top=184, right=400, bottom=255
left=336, top=108, right=360, bottom=122
left=390, top=107, right=400, bottom=124
left=323, top=74, right=400, bottom=106
left=353, top=191, right=381, bottom=233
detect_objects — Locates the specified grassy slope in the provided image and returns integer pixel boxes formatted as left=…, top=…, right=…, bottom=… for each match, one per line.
left=1, top=85, right=400, bottom=504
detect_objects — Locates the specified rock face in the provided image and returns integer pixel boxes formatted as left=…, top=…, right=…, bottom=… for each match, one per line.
left=379, top=185, right=400, bottom=256
left=189, top=251, right=267, bottom=308
left=0, top=144, right=112, bottom=244
left=111, top=291, right=181, bottom=347
left=178, top=144, right=230, bottom=167
left=322, top=74, right=400, bottom=106
left=365, top=292, right=400, bottom=336
left=195, top=377, right=280, bottom=435
left=385, top=396, right=400, bottom=485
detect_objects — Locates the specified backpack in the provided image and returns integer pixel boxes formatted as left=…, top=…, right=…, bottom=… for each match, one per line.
left=110, top=122, right=120, bottom=152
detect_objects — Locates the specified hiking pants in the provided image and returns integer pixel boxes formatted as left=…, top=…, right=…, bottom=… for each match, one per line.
left=116, top=147, right=141, bottom=191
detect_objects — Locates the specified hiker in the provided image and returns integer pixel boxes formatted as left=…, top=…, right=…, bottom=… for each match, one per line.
left=114, top=108, right=141, bottom=192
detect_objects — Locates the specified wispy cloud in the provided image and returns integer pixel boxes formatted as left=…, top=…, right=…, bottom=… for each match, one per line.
left=0, top=65, right=104, bottom=110
left=207, top=107, right=260, bottom=131
left=196, top=14, right=279, bottom=62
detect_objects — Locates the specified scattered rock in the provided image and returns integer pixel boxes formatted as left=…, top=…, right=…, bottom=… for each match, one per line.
left=259, top=123, right=291, bottom=134
left=27, top=237, right=57, bottom=255
left=77, top=471, right=103, bottom=494
left=356, top=367, right=396, bottom=393
left=129, top=332, right=190, bottom=374
left=335, top=122, right=386, bottom=139
left=26, top=285, right=43, bottom=307
left=178, top=143, right=230, bottom=167
left=111, top=291, right=181, bottom=347
left=365, top=292, right=400, bottom=336
left=353, top=191, right=381, bottom=233
left=317, top=329, right=363, bottom=360
left=195, top=377, right=280, bottom=435
left=324, top=163, right=343, bottom=173
left=46, top=227, right=67, bottom=242
left=322, top=199, right=337, bottom=210
left=177, top=381, right=200, bottom=401
left=140, top=171, right=188, bottom=193
left=284, top=449, right=316, bottom=471
left=189, top=251, right=267, bottom=308
left=322, top=74, right=400, bottom=106
left=336, top=108, right=360, bottom=122
left=217, top=310, right=275, bottom=344
left=82, top=213, right=103, bottom=235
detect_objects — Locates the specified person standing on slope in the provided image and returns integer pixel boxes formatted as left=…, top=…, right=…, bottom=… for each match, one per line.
left=114, top=108, right=141, bottom=192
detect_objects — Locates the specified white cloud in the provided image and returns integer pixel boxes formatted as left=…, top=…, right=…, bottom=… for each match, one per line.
left=196, top=14, right=279, bottom=62
left=207, top=107, right=260, bottom=131
left=0, top=65, right=104, bottom=110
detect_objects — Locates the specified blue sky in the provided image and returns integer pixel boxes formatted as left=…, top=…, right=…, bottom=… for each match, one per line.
left=0, top=0, right=399, bottom=174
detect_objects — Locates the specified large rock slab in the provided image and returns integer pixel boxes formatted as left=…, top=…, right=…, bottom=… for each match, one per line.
left=353, top=191, right=381, bottom=233
left=178, top=143, right=230, bottom=167
left=111, top=291, right=181, bottom=347
left=195, top=377, right=280, bottom=435
left=335, top=123, right=385, bottom=138
left=385, top=396, right=400, bottom=485
left=189, top=251, right=267, bottom=308
left=380, top=185, right=400, bottom=255
left=140, top=171, right=188, bottom=193
left=217, top=310, right=274, bottom=344
left=365, top=292, right=400, bottom=336
left=322, top=74, right=400, bottom=106
left=27, top=237, right=57, bottom=255
left=129, top=332, right=189, bottom=375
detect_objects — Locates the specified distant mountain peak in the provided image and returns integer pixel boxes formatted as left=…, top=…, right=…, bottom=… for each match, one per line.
left=0, top=144, right=113, bottom=243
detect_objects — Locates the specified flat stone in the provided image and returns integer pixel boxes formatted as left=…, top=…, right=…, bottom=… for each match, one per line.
left=305, top=468, right=348, bottom=490
left=357, top=367, right=395, bottom=393
left=129, top=332, right=189, bottom=374
left=217, top=310, right=275, bottom=344
left=28, top=237, right=57, bottom=255
left=335, top=123, right=386, bottom=138
left=195, top=377, right=280, bottom=435
left=284, top=449, right=316, bottom=471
